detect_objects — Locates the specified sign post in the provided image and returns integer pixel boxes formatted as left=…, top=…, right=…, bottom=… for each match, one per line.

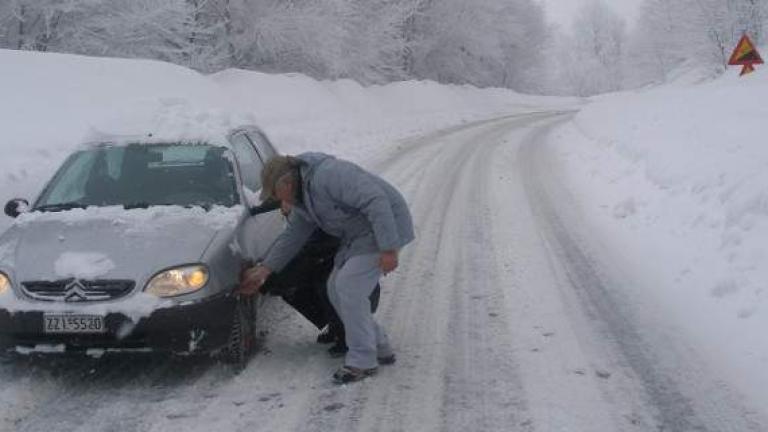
left=728, top=34, right=764, bottom=76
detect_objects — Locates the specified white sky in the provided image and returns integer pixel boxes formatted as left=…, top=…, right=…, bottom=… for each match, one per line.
left=540, top=0, right=644, bottom=30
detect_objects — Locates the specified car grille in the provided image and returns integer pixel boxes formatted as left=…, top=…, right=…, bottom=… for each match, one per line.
left=21, top=279, right=135, bottom=302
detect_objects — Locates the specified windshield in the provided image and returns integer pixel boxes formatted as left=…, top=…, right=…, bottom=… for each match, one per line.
left=35, top=143, right=239, bottom=210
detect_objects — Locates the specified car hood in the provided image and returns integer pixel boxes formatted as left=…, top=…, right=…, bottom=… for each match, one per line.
left=1, top=206, right=243, bottom=284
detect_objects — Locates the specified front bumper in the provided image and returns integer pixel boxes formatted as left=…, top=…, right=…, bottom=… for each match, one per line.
left=0, top=293, right=236, bottom=354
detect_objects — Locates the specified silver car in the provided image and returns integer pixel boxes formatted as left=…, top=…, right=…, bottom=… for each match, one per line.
left=0, top=125, right=283, bottom=366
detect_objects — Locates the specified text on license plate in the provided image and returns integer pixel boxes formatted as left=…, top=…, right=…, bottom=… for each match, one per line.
left=44, top=314, right=106, bottom=334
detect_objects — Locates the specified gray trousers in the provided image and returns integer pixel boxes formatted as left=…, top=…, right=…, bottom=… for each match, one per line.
left=327, top=253, right=393, bottom=369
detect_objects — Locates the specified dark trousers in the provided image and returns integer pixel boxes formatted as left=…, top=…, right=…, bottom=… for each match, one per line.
left=261, top=230, right=380, bottom=341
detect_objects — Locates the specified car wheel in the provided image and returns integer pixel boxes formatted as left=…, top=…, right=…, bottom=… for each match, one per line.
left=220, top=295, right=257, bottom=370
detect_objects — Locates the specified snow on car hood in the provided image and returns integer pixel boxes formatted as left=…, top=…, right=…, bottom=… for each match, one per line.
left=6, top=205, right=243, bottom=283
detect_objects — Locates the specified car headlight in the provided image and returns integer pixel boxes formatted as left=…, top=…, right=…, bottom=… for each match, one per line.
left=0, top=272, right=9, bottom=295
left=145, top=265, right=209, bottom=298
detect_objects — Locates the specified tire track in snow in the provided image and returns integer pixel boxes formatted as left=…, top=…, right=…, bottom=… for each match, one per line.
left=288, top=118, right=486, bottom=432
left=293, top=113, right=556, bottom=432
left=281, top=121, right=483, bottom=432
left=434, top=121, right=531, bottom=432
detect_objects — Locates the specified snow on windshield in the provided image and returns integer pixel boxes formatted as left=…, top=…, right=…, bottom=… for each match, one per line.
left=15, top=205, right=244, bottom=233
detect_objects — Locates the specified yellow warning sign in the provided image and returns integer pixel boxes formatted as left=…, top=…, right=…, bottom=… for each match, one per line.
left=728, top=34, right=764, bottom=76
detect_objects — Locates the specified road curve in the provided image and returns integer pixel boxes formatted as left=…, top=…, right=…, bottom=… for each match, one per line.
left=1, top=113, right=764, bottom=432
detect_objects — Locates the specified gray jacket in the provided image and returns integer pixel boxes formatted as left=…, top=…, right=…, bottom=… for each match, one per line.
left=262, top=152, right=415, bottom=272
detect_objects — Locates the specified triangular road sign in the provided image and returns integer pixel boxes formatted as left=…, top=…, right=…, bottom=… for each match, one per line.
left=728, top=34, right=763, bottom=66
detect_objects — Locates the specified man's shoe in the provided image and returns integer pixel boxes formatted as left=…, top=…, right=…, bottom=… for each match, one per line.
left=378, top=354, right=396, bottom=365
left=316, top=328, right=336, bottom=344
left=328, top=341, right=348, bottom=358
left=333, top=365, right=377, bottom=384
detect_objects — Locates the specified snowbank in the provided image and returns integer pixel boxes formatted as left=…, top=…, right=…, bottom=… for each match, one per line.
left=0, top=49, right=573, bottom=233
left=0, top=49, right=226, bottom=233
left=209, top=69, right=568, bottom=163
left=550, top=66, right=768, bottom=404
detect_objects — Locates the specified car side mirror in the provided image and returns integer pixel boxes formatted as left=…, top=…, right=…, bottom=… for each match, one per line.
left=4, top=198, right=29, bottom=218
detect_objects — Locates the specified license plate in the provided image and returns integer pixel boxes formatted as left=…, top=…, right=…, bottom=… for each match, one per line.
left=43, top=314, right=106, bottom=334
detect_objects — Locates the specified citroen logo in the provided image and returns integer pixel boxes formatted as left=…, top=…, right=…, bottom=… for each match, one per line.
left=64, top=280, right=89, bottom=302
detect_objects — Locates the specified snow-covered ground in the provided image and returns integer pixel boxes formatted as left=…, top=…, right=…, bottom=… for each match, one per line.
left=547, top=67, right=768, bottom=409
left=3, top=47, right=768, bottom=431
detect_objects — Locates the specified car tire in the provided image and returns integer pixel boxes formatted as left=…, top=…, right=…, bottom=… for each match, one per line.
left=220, top=295, right=257, bottom=370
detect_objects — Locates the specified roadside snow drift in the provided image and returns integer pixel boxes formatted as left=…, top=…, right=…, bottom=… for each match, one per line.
left=549, top=67, right=768, bottom=405
left=0, top=48, right=571, bottom=234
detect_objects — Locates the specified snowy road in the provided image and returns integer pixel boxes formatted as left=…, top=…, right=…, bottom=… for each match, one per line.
left=2, top=112, right=765, bottom=432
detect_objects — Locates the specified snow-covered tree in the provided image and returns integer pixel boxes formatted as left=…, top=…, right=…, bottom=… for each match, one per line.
left=576, top=0, right=626, bottom=92
left=625, top=0, right=688, bottom=85
left=550, top=0, right=626, bottom=96
left=406, top=0, right=548, bottom=89
left=0, top=0, right=229, bottom=71
left=0, top=0, right=552, bottom=91
left=626, top=0, right=768, bottom=86
left=224, top=0, right=343, bottom=78
left=338, top=0, right=413, bottom=83
left=59, top=0, right=224, bottom=70
left=0, top=0, right=79, bottom=52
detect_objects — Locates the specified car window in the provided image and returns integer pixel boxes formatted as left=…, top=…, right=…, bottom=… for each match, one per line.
left=36, top=143, right=238, bottom=209
left=247, top=131, right=277, bottom=161
left=42, top=151, right=98, bottom=205
left=105, top=147, right=125, bottom=179
left=229, top=133, right=264, bottom=193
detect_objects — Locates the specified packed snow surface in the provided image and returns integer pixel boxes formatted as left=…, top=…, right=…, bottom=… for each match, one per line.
left=547, top=66, right=768, bottom=408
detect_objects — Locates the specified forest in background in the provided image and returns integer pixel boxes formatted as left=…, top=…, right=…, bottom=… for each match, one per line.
left=0, top=0, right=766, bottom=96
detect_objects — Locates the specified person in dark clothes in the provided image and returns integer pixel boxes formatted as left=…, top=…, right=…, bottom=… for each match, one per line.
left=253, top=200, right=380, bottom=357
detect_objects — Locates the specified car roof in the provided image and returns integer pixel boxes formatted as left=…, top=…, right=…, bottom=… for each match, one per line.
left=78, top=124, right=269, bottom=151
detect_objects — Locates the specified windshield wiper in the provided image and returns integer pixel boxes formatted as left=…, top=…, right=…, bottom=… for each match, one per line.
left=35, top=202, right=87, bottom=212
left=123, top=202, right=152, bottom=209
left=123, top=202, right=213, bottom=211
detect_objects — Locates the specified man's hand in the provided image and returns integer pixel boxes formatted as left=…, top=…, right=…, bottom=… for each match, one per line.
left=239, top=264, right=272, bottom=296
left=380, top=250, right=399, bottom=275
left=280, top=200, right=293, bottom=217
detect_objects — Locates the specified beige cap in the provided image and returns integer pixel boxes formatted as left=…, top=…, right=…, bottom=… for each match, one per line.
left=260, top=155, right=300, bottom=201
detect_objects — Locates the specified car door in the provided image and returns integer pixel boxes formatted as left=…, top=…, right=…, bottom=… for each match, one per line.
left=246, top=129, right=278, bottom=161
left=228, top=132, right=283, bottom=262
